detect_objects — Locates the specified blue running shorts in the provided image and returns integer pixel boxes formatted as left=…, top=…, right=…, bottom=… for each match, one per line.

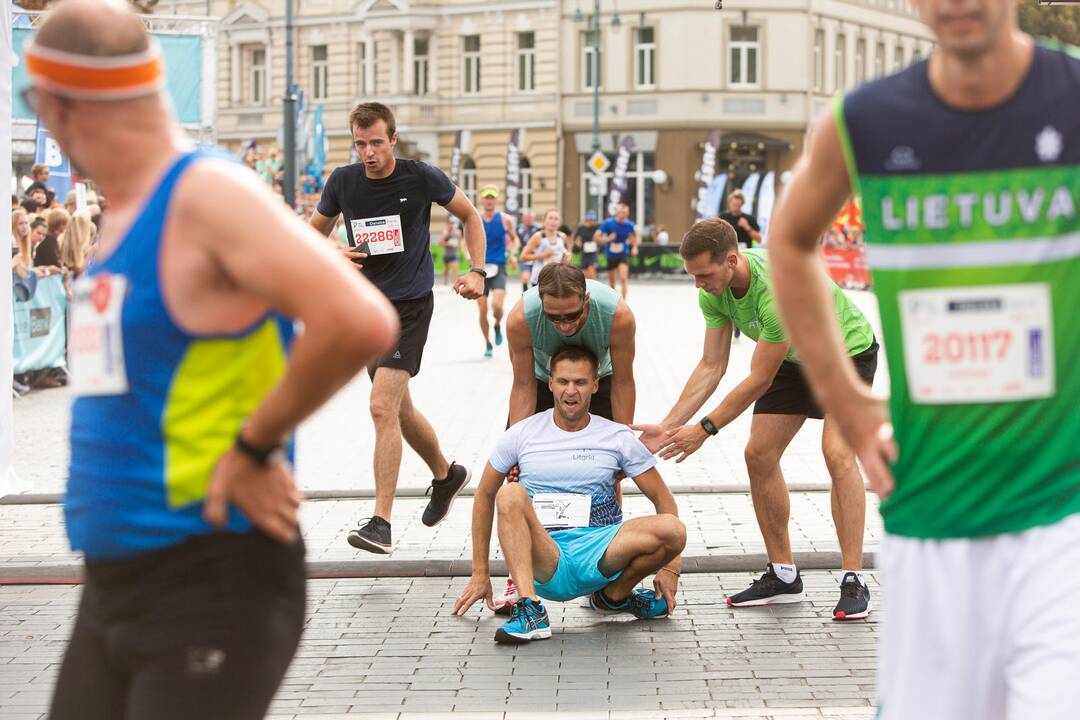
left=535, top=523, right=624, bottom=602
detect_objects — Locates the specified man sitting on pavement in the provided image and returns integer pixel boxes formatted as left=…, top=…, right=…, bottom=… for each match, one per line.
left=454, top=346, right=686, bottom=644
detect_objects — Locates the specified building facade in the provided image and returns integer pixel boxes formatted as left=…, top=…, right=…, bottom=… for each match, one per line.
left=558, top=0, right=935, bottom=238
left=151, top=0, right=933, bottom=234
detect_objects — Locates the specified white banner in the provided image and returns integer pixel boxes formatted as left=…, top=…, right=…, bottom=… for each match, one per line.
left=1, top=3, right=23, bottom=496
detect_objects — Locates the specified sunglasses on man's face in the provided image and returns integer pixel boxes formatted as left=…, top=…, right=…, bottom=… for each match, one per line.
left=543, top=299, right=586, bottom=325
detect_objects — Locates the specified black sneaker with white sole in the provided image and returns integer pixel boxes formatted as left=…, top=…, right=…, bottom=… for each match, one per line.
left=727, top=564, right=804, bottom=607
left=832, top=572, right=871, bottom=621
left=422, top=462, right=471, bottom=527
left=347, top=516, right=393, bottom=554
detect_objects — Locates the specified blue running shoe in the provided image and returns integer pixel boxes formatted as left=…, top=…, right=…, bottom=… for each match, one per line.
left=494, top=598, right=551, bottom=644
left=484, top=342, right=493, bottom=358
left=588, top=588, right=669, bottom=619
left=494, top=323, right=504, bottom=346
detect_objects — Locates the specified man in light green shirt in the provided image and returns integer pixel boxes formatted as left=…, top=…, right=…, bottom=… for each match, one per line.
left=635, top=218, right=878, bottom=619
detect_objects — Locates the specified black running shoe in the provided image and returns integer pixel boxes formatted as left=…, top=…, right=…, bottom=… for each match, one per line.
left=727, top=565, right=804, bottom=607
left=347, top=516, right=393, bottom=554
left=422, top=462, right=471, bottom=527
left=832, top=572, right=871, bottom=621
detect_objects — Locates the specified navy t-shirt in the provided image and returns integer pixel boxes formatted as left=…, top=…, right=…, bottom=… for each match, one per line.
left=317, top=158, right=456, bottom=301
left=598, top=219, right=636, bottom=258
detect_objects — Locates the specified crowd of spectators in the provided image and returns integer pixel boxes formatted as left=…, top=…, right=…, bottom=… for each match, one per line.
left=10, top=163, right=105, bottom=394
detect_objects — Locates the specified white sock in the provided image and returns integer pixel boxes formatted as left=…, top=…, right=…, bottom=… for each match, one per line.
left=772, top=563, right=797, bottom=584
left=842, top=570, right=864, bottom=585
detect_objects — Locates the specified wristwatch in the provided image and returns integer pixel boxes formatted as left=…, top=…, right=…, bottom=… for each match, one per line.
left=234, top=430, right=283, bottom=466
left=469, top=267, right=487, bottom=277
left=699, top=416, right=720, bottom=436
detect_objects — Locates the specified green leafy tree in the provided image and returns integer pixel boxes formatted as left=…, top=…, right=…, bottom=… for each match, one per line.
left=1020, top=0, right=1080, bottom=45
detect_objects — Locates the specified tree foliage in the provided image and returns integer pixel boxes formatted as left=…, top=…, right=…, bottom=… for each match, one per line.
left=1020, top=0, right=1080, bottom=46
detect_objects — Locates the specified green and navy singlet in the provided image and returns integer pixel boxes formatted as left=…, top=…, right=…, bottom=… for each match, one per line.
left=836, top=43, right=1080, bottom=539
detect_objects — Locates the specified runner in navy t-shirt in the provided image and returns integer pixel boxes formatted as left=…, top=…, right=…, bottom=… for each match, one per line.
left=310, top=102, right=487, bottom=555
left=597, top=203, right=639, bottom=299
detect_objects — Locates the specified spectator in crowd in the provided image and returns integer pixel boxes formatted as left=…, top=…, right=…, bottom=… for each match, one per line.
left=11, top=208, right=33, bottom=268
left=35, top=207, right=68, bottom=269
left=655, top=224, right=671, bottom=245
left=60, top=209, right=95, bottom=277
left=25, top=163, right=55, bottom=207
left=719, top=190, right=761, bottom=249
left=22, top=187, right=48, bottom=214
left=64, top=189, right=78, bottom=213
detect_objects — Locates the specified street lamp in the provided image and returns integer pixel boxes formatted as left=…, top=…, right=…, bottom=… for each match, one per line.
left=282, top=0, right=297, bottom=209
left=575, top=0, right=621, bottom=154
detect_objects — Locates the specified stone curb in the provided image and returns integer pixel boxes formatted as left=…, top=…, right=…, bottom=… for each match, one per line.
left=0, top=482, right=845, bottom=506
left=0, top=550, right=876, bottom=585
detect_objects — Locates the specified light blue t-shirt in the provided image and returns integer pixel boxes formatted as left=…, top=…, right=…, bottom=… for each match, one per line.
left=489, top=410, right=657, bottom=526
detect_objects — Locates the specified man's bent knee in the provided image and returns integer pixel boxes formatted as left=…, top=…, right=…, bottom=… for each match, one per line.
left=495, top=482, right=530, bottom=514
left=656, top=514, right=687, bottom=553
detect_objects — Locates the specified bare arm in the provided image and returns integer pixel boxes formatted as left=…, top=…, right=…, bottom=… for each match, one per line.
left=520, top=233, right=544, bottom=263
left=308, top=209, right=337, bottom=237
left=503, top=214, right=520, bottom=251
left=506, top=303, right=538, bottom=426
left=701, top=338, right=788, bottom=431
left=630, top=467, right=680, bottom=571
left=452, top=461, right=506, bottom=615
left=660, top=325, right=733, bottom=428
left=191, top=160, right=398, bottom=448
left=608, top=302, right=637, bottom=425
left=768, top=109, right=897, bottom=494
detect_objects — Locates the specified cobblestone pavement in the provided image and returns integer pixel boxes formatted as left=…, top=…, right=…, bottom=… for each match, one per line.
left=1, top=280, right=888, bottom=717
left=0, top=573, right=881, bottom=720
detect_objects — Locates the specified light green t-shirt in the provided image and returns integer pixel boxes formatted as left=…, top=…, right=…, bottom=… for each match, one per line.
left=697, top=248, right=874, bottom=362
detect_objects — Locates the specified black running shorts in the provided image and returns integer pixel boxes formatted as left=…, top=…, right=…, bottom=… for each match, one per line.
left=50, top=531, right=305, bottom=720
left=484, top=265, right=507, bottom=297
left=754, top=340, right=878, bottom=419
left=534, top=374, right=614, bottom=420
left=368, top=291, right=434, bottom=378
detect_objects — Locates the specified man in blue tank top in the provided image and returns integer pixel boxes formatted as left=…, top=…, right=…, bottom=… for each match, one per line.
left=597, top=203, right=639, bottom=299
left=477, top=185, right=520, bottom=357
left=29, top=2, right=400, bottom=718
left=766, top=1, right=1080, bottom=717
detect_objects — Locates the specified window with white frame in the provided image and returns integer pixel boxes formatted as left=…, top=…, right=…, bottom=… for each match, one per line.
left=461, top=157, right=478, bottom=205
left=813, top=29, right=824, bottom=92
left=516, top=32, right=536, bottom=93
left=582, top=30, right=601, bottom=91
left=312, top=45, right=329, bottom=100
left=414, top=37, right=430, bottom=96
left=834, top=33, right=846, bottom=91
left=912, top=45, right=923, bottom=63
left=893, top=43, right=905, bottom=72
left=250, top=46, right=267, bottom=105
left=520, top=157, right=533, bottom=211
left=634, top=27, right=656, bottom=89
left=875, top=41, right=885, bottom=78
left=729, top=27, right=759, bottom=88
left=358, top=41, right=375, bottom=96
left=463, top=35, right=481, bottom=95
left=855, top=38, right=866, bottom=84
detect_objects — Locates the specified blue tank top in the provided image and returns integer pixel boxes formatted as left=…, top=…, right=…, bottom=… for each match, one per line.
left=66, top=151, right=295, bottom=560
left=483, top=211, right=508, bottom=265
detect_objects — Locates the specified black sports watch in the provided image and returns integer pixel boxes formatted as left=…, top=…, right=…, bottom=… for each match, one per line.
left=469, top=267, right=487, bottom=277
left=699, top=416, right=720, bottom=436
left=234, top=430, right=283, bottom=466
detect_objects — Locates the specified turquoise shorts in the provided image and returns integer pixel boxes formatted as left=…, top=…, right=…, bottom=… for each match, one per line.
left=535, top=523, right=624, bottom=602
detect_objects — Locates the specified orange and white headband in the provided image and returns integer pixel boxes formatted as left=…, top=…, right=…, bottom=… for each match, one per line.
left=24, top=39, right=165, bottom=101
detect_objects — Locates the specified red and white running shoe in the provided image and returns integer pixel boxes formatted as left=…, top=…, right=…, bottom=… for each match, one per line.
left=493, top=578, right=520, bottom=616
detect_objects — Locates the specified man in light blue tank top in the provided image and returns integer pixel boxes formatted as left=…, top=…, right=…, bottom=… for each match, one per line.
left=29, top=4, right=399, bottom=719
left=477, top=185, right=519, bottom=357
